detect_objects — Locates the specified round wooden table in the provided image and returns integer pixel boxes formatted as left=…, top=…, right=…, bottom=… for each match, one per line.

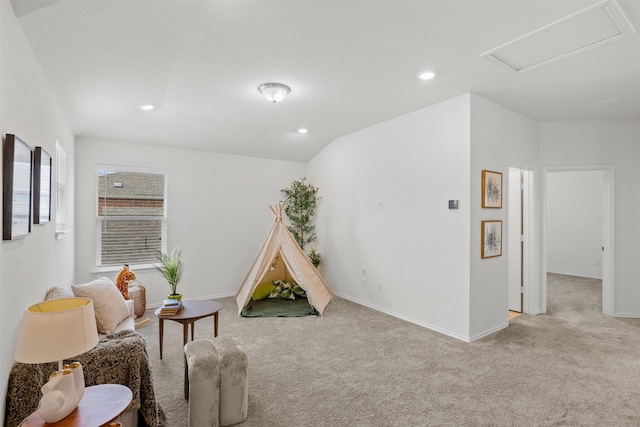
left=154, top=299, right=223, bottom=398
left=21, top=384, right=132, bottom=426
left=154, top=299, right=223, bottom=358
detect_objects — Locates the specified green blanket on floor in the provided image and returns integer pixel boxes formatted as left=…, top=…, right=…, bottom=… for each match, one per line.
left=241, top=297, right=318, bottom=317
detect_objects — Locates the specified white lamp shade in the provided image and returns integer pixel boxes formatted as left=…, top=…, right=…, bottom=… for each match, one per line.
left=14, top=298, right=99, bottom=364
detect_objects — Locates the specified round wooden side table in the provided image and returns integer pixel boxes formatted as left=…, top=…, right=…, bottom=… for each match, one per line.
left=154, top=299, right=223, bottom=398
left=21, top=384, right=132, bottom=427
left=154, top=299, right=222, bottom=358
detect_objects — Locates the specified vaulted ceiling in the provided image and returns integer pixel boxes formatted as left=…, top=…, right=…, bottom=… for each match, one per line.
left=10, top=0, right=640, bottom=162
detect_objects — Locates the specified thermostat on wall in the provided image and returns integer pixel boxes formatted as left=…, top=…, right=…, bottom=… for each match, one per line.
left=448, top=200, right=459, bottom=210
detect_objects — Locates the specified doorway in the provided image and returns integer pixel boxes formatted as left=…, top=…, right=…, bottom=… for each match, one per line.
left=542, top=166, right=614, bottom=315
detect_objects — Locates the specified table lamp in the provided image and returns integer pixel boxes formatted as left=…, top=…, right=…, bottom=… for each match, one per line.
left=14, top=297, right=99, bottom=423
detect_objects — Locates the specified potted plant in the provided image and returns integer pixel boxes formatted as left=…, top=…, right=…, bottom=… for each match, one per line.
left=156, top=248, right=184, bottom=301
left=281, top=177, right=319, bottom=250
left=281, top=177, right=324, bottom=267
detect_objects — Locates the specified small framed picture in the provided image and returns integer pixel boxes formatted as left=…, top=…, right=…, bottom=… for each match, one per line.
left=482, top=170, right=502, bottom=208
left=481, top=220, right=502, bottom=259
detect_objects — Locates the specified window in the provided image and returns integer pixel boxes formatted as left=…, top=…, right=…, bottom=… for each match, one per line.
left=96, top=165, right=167, bottom=268
left=55, top=141, right=68, bottom=238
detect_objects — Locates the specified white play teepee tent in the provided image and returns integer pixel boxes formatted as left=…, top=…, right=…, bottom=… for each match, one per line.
left=235, top=204, right=333, bottom=315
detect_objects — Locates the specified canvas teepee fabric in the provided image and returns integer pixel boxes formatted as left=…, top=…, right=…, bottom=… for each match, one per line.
left=235, top=204, right=333, bottom=315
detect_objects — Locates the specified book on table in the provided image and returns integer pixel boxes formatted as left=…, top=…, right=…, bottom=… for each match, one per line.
left=160, top=300, right=183, bottom=315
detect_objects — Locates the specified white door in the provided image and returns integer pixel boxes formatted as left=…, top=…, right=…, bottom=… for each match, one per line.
left=507, top=168, right=523, bottom=312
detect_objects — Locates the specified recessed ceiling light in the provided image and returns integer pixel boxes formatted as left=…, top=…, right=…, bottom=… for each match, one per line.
left=417, top=71, right=436, bottom=80
left=298, top=128, right=308, bottom=134
left=139, top=104, right=155, bottom=111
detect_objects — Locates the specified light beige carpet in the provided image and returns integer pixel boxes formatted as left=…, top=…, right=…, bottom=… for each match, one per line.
left=136, top=274, right=640, bottom=426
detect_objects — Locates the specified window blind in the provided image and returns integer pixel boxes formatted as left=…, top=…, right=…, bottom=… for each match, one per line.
left=96, top=166, right=167, bottom=267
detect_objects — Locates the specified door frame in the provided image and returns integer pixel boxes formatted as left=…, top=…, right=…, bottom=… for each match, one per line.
left=541, top=165, right=615, bottom=315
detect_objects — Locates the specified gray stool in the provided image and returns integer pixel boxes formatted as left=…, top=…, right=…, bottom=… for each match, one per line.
left=184, top=335, right=248, bottom=427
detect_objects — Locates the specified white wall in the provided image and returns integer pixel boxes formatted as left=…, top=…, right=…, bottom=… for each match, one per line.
left=307, top=93, right=540, bottom=341
left=1, top=1, right=76, bottom=417
left=308, top=94, right=472, bottom=340
left=540, top=119, right=640, bottom=316
left=75, top=138, right=307, bottom=306
left=469, top=94, right=540, bottom=339
left=546, top=170, right=603, bottom=279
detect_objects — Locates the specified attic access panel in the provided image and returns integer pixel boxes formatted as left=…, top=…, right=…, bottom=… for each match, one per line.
left=481, top=0, right=636, bottom=73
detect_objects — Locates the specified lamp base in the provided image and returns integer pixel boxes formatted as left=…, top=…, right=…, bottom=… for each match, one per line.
left=38, top=362, right=85, bottom=423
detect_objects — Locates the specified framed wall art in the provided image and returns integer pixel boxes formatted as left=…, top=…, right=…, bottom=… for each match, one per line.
left=481, top=220, right=502, bottom=259
left=482, top=170, right=502, bottom=208
left=33, top=147, right=52, bottom=224
left=3, top=134, right=33, bottom=240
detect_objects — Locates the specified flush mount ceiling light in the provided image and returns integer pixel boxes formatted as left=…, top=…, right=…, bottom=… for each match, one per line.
left=258, top=82, right=291, bottom=103
left=298, top=128, right=308, bottom=134
left=139, top=104, right=155, bottom=111
left=417, top=71, right=436, bottom=80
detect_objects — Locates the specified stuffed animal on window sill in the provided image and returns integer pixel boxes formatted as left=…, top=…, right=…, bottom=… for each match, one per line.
left=115, top=264, right=136, bottom=300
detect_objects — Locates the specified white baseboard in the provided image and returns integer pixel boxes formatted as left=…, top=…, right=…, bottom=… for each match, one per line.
left=332, top=291, right=473, bottom=342
left=147, top=292, right=236, bottom=309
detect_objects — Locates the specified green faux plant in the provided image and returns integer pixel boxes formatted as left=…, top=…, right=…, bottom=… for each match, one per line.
left=281, top=177, right=319, bottom=250
left=307, top=247, right=322, bottom=268
left=281, top=178, right=324, bottom=268
left=156, top=248, right=184, bottom=295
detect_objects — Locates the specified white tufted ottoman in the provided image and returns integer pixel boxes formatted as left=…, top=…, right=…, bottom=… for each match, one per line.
left=184, top=335, right=248, bottom=427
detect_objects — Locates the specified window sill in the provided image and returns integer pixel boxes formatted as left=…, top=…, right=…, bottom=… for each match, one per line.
left=91, top=263, right=159, bottom=276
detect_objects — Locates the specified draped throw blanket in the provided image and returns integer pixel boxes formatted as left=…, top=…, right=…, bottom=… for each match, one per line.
left=5, top=330, right=165, bottom=427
